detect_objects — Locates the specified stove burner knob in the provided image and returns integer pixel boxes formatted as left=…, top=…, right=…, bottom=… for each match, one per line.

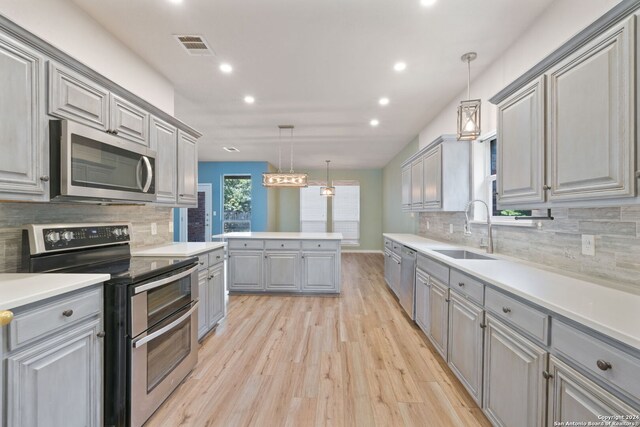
left=61, top=231, right=74, bottom=241
left=46, top=232, right=60, bottom=243
left=112, top=228, right=123, bottom=237
left=121, top=227, right=129, bottom=236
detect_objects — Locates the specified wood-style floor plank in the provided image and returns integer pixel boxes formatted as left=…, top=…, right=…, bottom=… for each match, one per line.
left=145, top=253, right=489, bottom=427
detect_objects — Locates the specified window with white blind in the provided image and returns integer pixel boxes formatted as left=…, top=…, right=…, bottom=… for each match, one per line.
left=300, top=185, right=327, bottom=232
left=332, top=181, right=360, bottom=245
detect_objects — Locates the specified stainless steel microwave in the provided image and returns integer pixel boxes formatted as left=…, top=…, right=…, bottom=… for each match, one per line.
left=50, top=120, right=157, bottom=203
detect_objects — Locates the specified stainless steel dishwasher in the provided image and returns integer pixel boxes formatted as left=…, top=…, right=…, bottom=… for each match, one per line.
left=399, top=246, right=417, bottom=319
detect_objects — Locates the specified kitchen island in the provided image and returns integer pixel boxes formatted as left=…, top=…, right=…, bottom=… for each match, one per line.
left=221, top=232, right=343, bottom=294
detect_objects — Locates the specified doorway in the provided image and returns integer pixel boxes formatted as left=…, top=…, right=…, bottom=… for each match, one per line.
left=178, top=183, right=212, bottom=242
left=222, top=175, right=252, bottom=233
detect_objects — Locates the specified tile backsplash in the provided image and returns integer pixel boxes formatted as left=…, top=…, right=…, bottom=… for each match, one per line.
left=418, top=207, right=640, bottom=291
left=0, top=202, right=174, bottom=273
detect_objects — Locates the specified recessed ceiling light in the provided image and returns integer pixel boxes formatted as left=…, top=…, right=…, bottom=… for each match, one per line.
left=223, top=147, right=240, bottom=152
left=393, top=62, right=407, bottom=72
left=420, top=0, right=437, bottom=7
left=370, top=119, right=380, bottom=127
left=244, top=95, right=255, bottom=104
left=379, top=97, right=390, bottom=106
left=219, top=63, right=233, bottom=74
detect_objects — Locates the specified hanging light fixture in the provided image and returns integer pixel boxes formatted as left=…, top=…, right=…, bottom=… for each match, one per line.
left=457, top=52, right=481, bottom=141
left=262, top=125, right=308, bottom=187
left=320, top=160, right=335, bottom=197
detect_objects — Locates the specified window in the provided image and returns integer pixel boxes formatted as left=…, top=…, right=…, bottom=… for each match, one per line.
left=332, top=182, right=360, bottom=245
left=299, top=181, right=360, bottom=245
left=223, top=175, right=252, bottom=232
left=300, top=185, right=327, bottom=232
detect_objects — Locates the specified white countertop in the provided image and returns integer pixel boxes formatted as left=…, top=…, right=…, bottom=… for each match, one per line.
left=0, top=274, right=110, bottom=311
left=221, top=232, right=343, bottom=240
left=384, top=233, right=640, bottom=352
left=131, top=242, right=226, bottom=257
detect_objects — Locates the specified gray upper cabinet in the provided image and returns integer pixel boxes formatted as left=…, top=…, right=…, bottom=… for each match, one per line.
left=411, top=158, right=424, bottom=209
left=177, top=130, right=198, bottom=206
left=483, top=314, right=548, bottom=427
left=109, top=93, right=149, bottom=145
left=150, top=116, right=178, bottom=204
left=422, top=145, right=442, bottom=209
left=401, top=164, right=411, bottom=210
left=447, top=290, right=484, bottom=405
left=497, top=76, right=546, bottom=207
left=428, top=277, right=449, bottom=360
left=0, top=32, right=48, bottom=201
left=548, top=355, right=639, bottom=424
left=547, top=17, right=635, bottom=202
left=48, top=62, right=109, bottom=131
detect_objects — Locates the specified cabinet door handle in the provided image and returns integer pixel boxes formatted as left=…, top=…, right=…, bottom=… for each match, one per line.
left=458, top=282, right=465, bottom=287
left=502, top=307, right=511, bottom=314
left=479, top=323, right=486, bottom=329
left=0, top=310, right=14, bottom=326
left=40, top=175, right=50, bottom=182
left=445, top=298, right=450, bottom=303
left=97, top=331, right=106, bottom=338
left=112, top=130, right=118, bottom=135
left=199, top=261, right=204, bottom=265
left=317, top=244, right=321, bottom=247
left=301, top=255, right=305, bottom=259
left=216, top=255, right=221, bottom=259
left=62, top=309, right=74, bottom=317
left=596, top=360, right=612, bottom=371
left=281, top=244, right=285, bottom=247
left=543, top=184, right=551, bottom=191
left=542, top=371, right=553, bottom=380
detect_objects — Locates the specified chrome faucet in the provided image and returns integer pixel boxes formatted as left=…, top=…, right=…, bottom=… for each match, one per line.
left=464, top=199, right=494, bottom=254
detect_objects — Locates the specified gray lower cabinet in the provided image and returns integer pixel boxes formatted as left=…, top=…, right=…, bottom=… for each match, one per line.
left=447, top=290, right=484, bottom=405
left=2, top=286, right=103, bottom=427
left=428, top=277, right=449, bottom=360
left=208, top=264, right=225, bottom=328
left=301, top=251, right=338, bottom=292
left=265, top=251, right=300, bottom=291
left=197, top=269, right=209, bottom=340
left=0, top=32, right=48, bottom=201
left=389, top=253, right=401, bottom=297
left=228, top=250, right=264, bottom=291
left=414, top=269, right=430, bottom=333
left=384, top=249, right=393, bottom=286
left=150, top=116, right=178, bottom=204
left=177, top=130, right=198, bottom=207
left=548, top=355, right=639, bottom=424
left=483, top=314, right=548, bottom=427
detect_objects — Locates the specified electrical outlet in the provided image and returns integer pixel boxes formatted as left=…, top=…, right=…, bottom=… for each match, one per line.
left=151, top=223, right=157, bottom=236
left=449, top=224, right=454, bottom=234
left=426, top=220, right=430, bottom=230
left=169, top=222, right=173, bottom=233
left=582, top=234, right=595, bottom=256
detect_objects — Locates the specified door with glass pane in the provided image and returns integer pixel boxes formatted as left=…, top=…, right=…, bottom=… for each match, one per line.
left=223, top=175, right=252, bottom=233
left=179, top=183, right=212, bottom=242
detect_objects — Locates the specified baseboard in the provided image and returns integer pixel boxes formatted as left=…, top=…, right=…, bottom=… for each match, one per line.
left=341, top=249, right=384, bottom=254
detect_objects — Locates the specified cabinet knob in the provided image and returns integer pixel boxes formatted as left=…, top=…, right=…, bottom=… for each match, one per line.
left=62, top=309, right=74, bottom=317
left=458, top=282, right=465, bottom=287
left=244, top=243, right=247, bottom=247
left=40, top=175, right=50, bottom=182
left=479, top=323, right=486, bottom=329
left=317, top=244, right=321, bottom=247
left=445, top=298, right=450, bottom=303
left=596, top=360, right=612, bottom=371
left=0, top=310, right=14, bottom=326
left=112, top=130, right=118, bottom=135
left=542, top=371, right=553, bottom=380
left=543, top=184, right=551, bottom=191
left=216, top=255, right=221, bottom=259
left=301, top=255, right=305, bottom=259
left=97, top=331, right=106, bottom=338
left=199, top=261, right=204, bottom=265
left=281, top=244, right=284, bottom=247
left=502, top=307, right=511, bottom=314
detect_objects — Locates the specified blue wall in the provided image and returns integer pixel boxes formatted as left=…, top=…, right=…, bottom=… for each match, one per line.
left=174, top=161, right=271, bottom=241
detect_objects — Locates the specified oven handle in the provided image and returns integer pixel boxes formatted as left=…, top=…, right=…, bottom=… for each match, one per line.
left=132, top=301, right=198, bottom=349
left=134, top=265, right=198, bottom=294
left=141, top=156, right=153, bottom=193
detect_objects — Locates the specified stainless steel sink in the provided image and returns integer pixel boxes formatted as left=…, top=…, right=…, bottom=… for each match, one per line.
left=433, top=249, right=496, bottom=260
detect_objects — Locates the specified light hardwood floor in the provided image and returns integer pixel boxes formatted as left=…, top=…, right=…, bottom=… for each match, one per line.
left=146, top=253, right=491, bottom=427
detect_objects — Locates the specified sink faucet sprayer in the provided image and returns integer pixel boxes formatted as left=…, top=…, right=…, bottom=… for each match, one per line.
left=464, top=199, right=494, bottom=254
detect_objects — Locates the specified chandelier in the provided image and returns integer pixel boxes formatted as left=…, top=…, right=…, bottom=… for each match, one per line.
left=262, top=125, right=308, bottom=187
left=320, top=160, right=335, bottom=197
left=457, top=52, right=481, bottom=141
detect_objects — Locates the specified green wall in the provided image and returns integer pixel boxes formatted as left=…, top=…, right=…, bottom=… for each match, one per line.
left=382, top=136, right=419, bottom=234
left=276, top=169, right=383, bottom=251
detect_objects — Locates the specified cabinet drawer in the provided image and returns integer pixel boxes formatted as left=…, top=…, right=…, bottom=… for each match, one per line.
left=301, top=240, right=339, bottom=251
left=552, top=320, right=640, bottom=401
left=417, top=254, right=449, bottom=284
left=208, top=248, right=225, bottom=265
left=227, top=239, right=264, bottom=250
left=9, top=287, right=102, bottom=351
left=265, top=240, right=301, bottom=250
left=197, top=254, right=209, bottom=270
left=485, top=287, right=549, bottom=344
left=449, top=269, right=484, bottom=305
left=384, top=238, right=392, bottom=250
left=390, top=241, right=402, bottom=255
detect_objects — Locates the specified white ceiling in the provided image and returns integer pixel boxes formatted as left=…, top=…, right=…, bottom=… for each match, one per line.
left=71, top=0, right=554, bottom=169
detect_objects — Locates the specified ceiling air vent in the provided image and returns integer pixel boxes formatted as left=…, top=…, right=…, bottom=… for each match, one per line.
left=223, top=147, right=240, bottom=153
left=174, top=35, right=214, bottom=56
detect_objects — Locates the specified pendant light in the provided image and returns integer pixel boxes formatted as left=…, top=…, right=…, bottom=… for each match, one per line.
left=320, top=160, right=335, bottom=197
left=262, top=125, right=308, bottom=187
left=457, top=52, right=481, bottom=141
